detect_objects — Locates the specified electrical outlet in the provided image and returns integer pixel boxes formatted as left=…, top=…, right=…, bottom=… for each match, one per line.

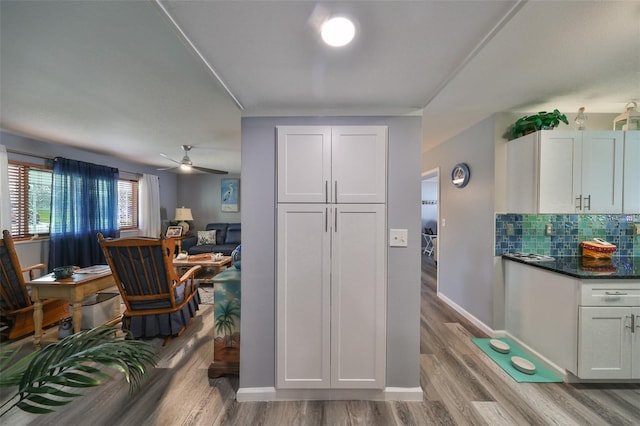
left=545, top=223, right=553, bottom=236
left=389, top=229, right=408, bottom=247
left=634, top=223, right=640, bottom=236
left=506, top=223, right=514, bottom=236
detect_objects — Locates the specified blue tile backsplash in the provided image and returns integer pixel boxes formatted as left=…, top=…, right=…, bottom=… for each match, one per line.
left=495, top=214, right=640, bottom=257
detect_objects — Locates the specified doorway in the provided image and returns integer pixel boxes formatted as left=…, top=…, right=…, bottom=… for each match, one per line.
left=421, top=168, right=439, bottom=292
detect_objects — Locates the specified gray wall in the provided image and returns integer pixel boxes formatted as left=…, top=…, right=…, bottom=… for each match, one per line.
left=1, top=130, right=179, bottom=264
left=177, top=173, right=241, bottom=231
left=422, top=117, right=497, bottom=329
left=240, top=116, right=422, bottom=389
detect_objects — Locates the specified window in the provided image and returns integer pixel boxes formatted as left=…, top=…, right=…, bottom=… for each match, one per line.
left=118, top=179, right=138, bottom=230
left=8, top=161, right=52, bottom=238
left=8, top=160, right=139, bottom=237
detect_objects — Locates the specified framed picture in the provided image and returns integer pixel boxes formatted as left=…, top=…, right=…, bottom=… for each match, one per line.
left=166, top=225, right=183, bottom=238
left=221, top=178, right=239, bottom=212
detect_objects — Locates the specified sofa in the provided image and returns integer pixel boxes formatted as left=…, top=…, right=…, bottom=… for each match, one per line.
left=181, top=223, right=240, bottom=256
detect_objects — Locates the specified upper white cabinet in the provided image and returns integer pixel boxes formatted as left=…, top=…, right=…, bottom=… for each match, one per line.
left=507, top=130, right=626, bottom=213
left=277, top=126, right=387, bottom=203
left=623, top=131, right=640, bottom=213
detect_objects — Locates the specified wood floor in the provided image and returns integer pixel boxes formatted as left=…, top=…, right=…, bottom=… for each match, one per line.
left=2, top=257, right=639, bottom=425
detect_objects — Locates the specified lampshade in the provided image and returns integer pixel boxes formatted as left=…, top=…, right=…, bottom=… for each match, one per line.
left=174, top=207, right=193, bottom=221
left=174, top=207, right=193, bottom=234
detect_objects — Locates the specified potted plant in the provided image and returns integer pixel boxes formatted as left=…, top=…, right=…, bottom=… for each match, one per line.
left=0, top=326, right=157, bottom=416
left=509, top=109, right=569, bottom=140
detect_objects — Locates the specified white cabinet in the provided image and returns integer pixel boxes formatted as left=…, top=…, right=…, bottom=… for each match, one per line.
left=577, top=283, right=640, bottom=379
left=276, top=125, right=387, bottom=391
left=277, top=126, right=387, bottom=203
left=623, top=131, right=640, bottom=213
left=276, top=204, right=386, bottom=389
left=507, top=130, right=624, bottom=213
left=578, top=306, right=640, bottom=379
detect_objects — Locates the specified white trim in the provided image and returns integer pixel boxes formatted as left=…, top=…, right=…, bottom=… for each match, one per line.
left=436, top=291, right=495, bottom=337
left=236, top=387, right=424, bottom=402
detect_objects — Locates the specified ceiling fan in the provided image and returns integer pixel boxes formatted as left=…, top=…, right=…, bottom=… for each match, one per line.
left=158, top=145, right=227, bottom=175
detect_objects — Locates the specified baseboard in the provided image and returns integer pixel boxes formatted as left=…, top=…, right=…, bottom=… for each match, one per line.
left=436, top=291, right=496, bottom=337
left=236, top=386, right=424, bottom=402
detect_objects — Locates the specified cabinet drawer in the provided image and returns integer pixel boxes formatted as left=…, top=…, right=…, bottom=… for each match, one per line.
left=580, top=284, right=640, bottom=306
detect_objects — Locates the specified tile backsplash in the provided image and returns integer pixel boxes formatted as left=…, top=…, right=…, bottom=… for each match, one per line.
left=495, top=214, right=640, bottom=257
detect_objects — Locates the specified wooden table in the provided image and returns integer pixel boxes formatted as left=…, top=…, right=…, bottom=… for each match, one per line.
left=173, top=255, right=232, bottom=283
left=28, top=265, right=118, bottom=348
left=209, top=267, right=241, bottom=378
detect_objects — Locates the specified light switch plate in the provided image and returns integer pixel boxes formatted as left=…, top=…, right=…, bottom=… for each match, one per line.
left=389, top=228, right=408, bottom=247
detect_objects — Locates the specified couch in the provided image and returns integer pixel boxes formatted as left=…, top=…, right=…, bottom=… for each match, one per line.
left=181, top=223, right=240, bottom=256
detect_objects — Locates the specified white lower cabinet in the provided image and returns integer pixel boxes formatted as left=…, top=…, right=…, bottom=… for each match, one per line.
left=276, top=203, right=386, bottom=389
left=578, top=306, right=640, bottom=379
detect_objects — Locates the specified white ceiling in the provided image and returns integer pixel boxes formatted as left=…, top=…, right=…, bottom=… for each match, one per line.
left=1, top=1, right=638, bottom=174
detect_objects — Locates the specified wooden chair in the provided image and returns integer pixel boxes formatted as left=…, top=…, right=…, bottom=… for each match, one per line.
left=97, top=233, right=202, bottom=341
left=1, top=230, right=68, bottom=340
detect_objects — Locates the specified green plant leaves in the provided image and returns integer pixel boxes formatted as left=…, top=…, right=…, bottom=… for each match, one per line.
left=0, top=326, right=158, bottom=417
left=509, top=110, right=568, bottom=140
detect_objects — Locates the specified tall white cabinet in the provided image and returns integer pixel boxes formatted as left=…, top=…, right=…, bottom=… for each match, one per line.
left=276, top=126, right=387, bottom=390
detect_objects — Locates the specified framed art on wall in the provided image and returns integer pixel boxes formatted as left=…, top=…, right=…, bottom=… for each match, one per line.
left=221, top=178, right=239, bottom=212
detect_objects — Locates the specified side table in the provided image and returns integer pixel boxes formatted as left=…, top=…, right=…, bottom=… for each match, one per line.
left=208, top=267, right=241, bottom=378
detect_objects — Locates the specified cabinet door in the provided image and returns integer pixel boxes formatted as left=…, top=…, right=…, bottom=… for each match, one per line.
left=277, top=126, right=331, bottom=203
left=331, top=204, right=386, bottom=388
left=581, top=131, right=623, bottom=213
left=332, top=126, right=387, bottom=203
left=277, top=204, right=331, bottom=388
left=623, top=131, right=640, bottom=213
left=538, top=131, right=582, bottom=213
left=578, top=306, right=632, bottom=379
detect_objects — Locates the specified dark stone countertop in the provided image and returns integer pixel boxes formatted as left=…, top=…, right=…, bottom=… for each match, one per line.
left=502, top=255, right=640, bottom=280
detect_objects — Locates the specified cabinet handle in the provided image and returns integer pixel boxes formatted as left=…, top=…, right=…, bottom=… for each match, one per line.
left=605, top=291, right=627, bottom=296
left=325, top=181, right=328, bottom=204
left=636, top=315, right=639, bottom=331
left=584, top=194, right=591, bottom=211
left=575, top=196, right=582, bottom=210
left=334, top=207, right=337, bottom=233
left=334, top=181, right=338, bottom=204
left=325, top=207, right=328, bottom=233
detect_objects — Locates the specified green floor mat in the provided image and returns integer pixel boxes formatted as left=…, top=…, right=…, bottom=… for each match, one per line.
left=471, top=337, right=562, bottom=383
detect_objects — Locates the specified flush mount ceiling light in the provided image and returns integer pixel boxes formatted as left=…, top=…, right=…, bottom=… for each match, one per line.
left=321, top=16, right=355, bottom=47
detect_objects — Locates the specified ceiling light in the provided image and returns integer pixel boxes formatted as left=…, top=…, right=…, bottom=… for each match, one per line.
left=321, top=16, right=355, bottom=47
left=180, top=164, right=192, bottom=171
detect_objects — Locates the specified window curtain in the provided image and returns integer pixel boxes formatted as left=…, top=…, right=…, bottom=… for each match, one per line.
left=138, top=173, right=161, bottom=237
left=48, top=157, right=119, bottom=270
left=0, top=145, right=11, bottom=232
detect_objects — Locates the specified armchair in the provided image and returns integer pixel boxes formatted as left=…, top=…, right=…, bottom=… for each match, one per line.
left=1, top=230, right=68, bottom=340
left=97, top=234, right=202, bottom=341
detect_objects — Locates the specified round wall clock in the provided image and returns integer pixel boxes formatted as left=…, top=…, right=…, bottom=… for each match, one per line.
left=451, top=163, right=470, bottom=188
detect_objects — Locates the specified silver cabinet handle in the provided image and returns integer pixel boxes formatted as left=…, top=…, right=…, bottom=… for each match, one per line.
left=584, top=194, right=591, bottom=211
left=334, top=181, right=338, bottom=204
left=334, top=207, right=337, bottom=232
left=575, top=196, right=582, bottom=210
left=325, top=181, right=328, bottom=204
left=605, top=291, right=627, bottom=295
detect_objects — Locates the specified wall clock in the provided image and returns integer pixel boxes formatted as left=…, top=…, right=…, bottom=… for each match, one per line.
left=451, top=163, right=470, bottom=188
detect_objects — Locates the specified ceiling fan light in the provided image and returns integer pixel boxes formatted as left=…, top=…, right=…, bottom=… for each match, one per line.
left=321, top=16, right=355, bottom=47
left=180, top=164, right=192, bottom=171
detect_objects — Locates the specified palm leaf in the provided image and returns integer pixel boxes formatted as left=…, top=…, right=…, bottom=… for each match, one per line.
left=0, top=326, right=158, bottom=417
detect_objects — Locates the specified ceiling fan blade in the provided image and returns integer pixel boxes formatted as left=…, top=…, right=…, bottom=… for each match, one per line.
left=160, top=152, right=182, bottom=165
left=156, top=165, right=178, bottom=171
left=192, top=165, right=228, bottom=175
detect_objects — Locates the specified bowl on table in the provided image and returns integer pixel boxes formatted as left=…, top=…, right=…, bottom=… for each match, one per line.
left=53, top=265, right=75, bottom=279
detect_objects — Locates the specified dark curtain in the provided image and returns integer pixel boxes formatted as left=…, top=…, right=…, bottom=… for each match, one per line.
left=48, top=157, right=120, bottom=270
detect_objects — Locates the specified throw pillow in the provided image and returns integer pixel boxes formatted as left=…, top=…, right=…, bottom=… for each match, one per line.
left=197, top=230, right=217, bottom=246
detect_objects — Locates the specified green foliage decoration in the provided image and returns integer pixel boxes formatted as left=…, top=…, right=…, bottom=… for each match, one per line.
left=509, top=109, right=569, bottom=140
left=0, top=326, right=158, bottom=416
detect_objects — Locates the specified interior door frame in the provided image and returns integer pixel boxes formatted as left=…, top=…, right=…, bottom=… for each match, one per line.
left=421, top=167, right=439, bottom=293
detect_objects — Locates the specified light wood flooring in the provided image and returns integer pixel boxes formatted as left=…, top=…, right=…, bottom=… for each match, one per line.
left=1, top=257, right=639, bottom=425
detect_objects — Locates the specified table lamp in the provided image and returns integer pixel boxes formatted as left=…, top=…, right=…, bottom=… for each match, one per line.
left=174, top=207, right=193, bottom=234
